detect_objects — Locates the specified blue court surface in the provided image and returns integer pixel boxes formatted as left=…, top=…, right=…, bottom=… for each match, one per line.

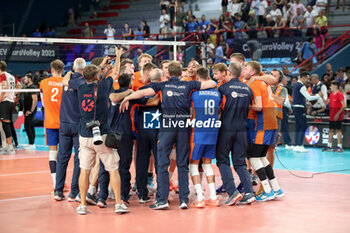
left=16, top=127, right=350, bottom=175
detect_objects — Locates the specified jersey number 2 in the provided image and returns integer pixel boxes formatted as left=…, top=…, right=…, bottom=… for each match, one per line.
left=204, top=99, right=215, bottom=115
left=51, top=88, right=59, bottom=102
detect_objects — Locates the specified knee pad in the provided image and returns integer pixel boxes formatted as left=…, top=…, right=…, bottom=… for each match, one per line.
left=49, top=150, right=58, bottom=162
left=202, top=164, right=214, bottom=177
left=2, top=122, right=12, bottom=138
left=249, top=157, right=264, bottom=171
left=189, top=164, right=199, bottom=176
left=261, top=156, right=270, bottom=167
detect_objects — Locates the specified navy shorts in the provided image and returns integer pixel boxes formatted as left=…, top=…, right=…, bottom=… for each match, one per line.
left=190, top=143, right=216, bottom=160
left=46, top=128, right=59, bottom=146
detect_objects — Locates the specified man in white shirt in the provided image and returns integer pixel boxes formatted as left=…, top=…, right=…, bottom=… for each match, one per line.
left=228, top=0, right=241, bottom=19
left=308, top=74, right=328, bottom=118
left=159, top=9, right=170, bottom=39
left=304, top=5, right=318, bottom=36
left=104, top=23, right=116, bottom=40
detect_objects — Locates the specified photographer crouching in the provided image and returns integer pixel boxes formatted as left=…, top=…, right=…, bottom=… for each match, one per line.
left=63, top=47, right=128, bottom=215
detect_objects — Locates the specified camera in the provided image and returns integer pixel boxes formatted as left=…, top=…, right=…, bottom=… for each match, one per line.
left=107, top=46, right=116, bottom=57
left=86, top=120, right=103, bottom=145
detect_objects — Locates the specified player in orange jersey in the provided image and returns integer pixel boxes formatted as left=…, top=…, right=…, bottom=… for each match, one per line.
left=40, top=59, right=64, bottom=189
left=182, top=60, right=199, bottom=81
left=244, top=61, right=284, bottom=201
left=113, top=58, right=135, bottom=90
left=132, top=53, right=153, bottom=91
left=212, top=63, right=228, bottom=86
left=160, top=60, right=170, bottom=81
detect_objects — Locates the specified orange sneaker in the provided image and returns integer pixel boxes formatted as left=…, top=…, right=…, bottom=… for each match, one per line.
left=64, top=183, right=70, bottom=192
left=205, top=197, right=221, bottom=207
left=190, top=199, right=206, bottom=208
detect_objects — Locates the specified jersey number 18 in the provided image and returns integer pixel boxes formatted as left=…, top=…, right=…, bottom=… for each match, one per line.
left=204, top=99, right=215, bottom=116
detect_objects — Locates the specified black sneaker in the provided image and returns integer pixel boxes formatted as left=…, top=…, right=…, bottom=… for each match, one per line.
left=86, top=193, right=98, bottom=205
left=53, top=191, right=65, bottom=201
left=225, top=190, right=243, bottom=206
left=149, top=201, right=169, bottom=210
left=139, top=196, right=151, bottom=204
left=333, top=147, right=344, bottom=152
left=179, top=200, right=189, bottom=209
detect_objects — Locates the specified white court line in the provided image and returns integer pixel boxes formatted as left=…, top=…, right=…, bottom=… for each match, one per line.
left=0, top=194, right=51, bottom=202
left=0, top=168, right=73, bottom=177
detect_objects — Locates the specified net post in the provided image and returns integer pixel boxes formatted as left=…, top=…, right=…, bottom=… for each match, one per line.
left=173, top=44, right=177, bottom=61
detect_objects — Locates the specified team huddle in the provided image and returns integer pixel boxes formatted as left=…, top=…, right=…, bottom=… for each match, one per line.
left=39, top=48, right=285, bottom=215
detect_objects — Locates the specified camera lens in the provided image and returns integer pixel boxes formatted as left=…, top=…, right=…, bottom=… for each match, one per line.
left=92, top=126, right=103, bottom=145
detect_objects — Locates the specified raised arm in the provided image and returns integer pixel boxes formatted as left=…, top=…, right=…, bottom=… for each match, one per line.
left=62, top=71, right=73, bottom=86
left=200, top=80, right=216, bottom=90
left=109, top=89, right=133, bottom=104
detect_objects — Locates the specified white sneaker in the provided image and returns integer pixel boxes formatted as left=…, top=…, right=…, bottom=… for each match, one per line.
left=285, top=145, right=294, bottom=150
left=76, top=204, right=87, bottom=215
left=293, top=146, right=308, bottom=152
left=0, top=148, right=15, bottom=155
left=115, top=202, right=129, bottom=214
left=24, top=144, right=35, bottom=150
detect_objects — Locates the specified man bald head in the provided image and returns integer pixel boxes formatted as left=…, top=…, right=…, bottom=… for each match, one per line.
left=149, top=68, right=163, bottom=83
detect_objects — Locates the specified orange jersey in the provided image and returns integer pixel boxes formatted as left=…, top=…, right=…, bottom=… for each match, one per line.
left=182, top=76, right=196, bottom=82
left=40, top=77, right=63, bottom=129
left=113, top=75, right=120, bottom=90
left=132, top=71, right=145, bottom=91
left=249, top=80, right=277, bottom=130
left=217, top=80, right=226, bottom=87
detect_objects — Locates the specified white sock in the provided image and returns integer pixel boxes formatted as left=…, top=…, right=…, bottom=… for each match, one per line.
left=261, top=179, right=271, bottom=194
left=328, top=142, right=332, bottom=148
left=88, top=185, right=96, bottom=195
left=208, top=183, right=216, bottom=200
left=194, top=184, right=204, bottom=201
left=51, top=173, right=56, bottom=187
left=338, top=144, right=342, bottom=148
left=269, top=178, right=280, bottom=192
left=169, top=171, right=173, bottom=182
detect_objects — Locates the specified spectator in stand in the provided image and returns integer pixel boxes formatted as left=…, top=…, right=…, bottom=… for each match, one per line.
left=122, top=23, right=133, bottom=40
left=304, top=5, right=318, bottom=36
left=44, top=27, right=56, bottom=37
left=173, top=5, right=186, bottom=36
left=205, top=37, right=215, bottom=55
left=168, top=0, right=176, bottom=29
left=270, top=3, right=282, bottom=22
left=314, top=28, right=325, bottom=54
left=241, top=0, right=251, bottom=22
left=325, top=63, right=335, bottom=79
left=199, top=15, right=210, bottom=41
left=322, top=73, right=332, bottom=90
left=250, top=0, right=260, bottom=17
left=344, top=77, right=350, bottom=106
left=247, top=39, right=263, bottom=61
left=335, top=68, right=347, bottom=87
left=208, top=17, right=218, bottom=35
left=186, top=15, right=199, bottom=33
left=68, top=7, right=75, bottom=26
left=217, top=34, right=229, bottom=54
left=321, top=81, right=346, bottom=152
left=215, top=42, right=227, bottom=64
left=159, top=9, right=170, bottom=38
left=264, top=15, right=275, bottom=38
left=314, top=10, right=328, bottom=37
left=104, top=23, right=116, bottom=40
left=142, top=20, right=150, bottom=39
left=217, top=14, right=226, bottom=32
left=314, top=0, right=328, bottom=14
left=282, top=65, right=292, bottom=82
left=22, top=74, right=38, bottom=149
left=228, top=0, right=241, bottom=21
left=245, top=10, right=258, bottom=38
left=33, top=28, right=42, bottom=37
left=282, top=0, right=291, bottom=18
left=275, top=0, right=284, bottom=11
left=135, top=27, right=143, bottom=40
left=184, top=10, right=194, bottom=23
left=289, top=0, right=307, bottom=15
left=222, top=0, right=229, bottom=19
left=291, top=7, right=304, bottom=37
left=160, top=0, right=170, bottom=12
left=274, top=14, right=287, bottom=37
left=82, top=22, right=93, bottom=38
left=258, top=0, right=268, bottom=28
left=234, top=13, right=245, bottom=40
left=298, top=37, right=316, bottom=71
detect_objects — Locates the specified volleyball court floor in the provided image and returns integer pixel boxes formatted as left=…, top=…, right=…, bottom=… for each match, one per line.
left=0, top=128, right=350, bottom=233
